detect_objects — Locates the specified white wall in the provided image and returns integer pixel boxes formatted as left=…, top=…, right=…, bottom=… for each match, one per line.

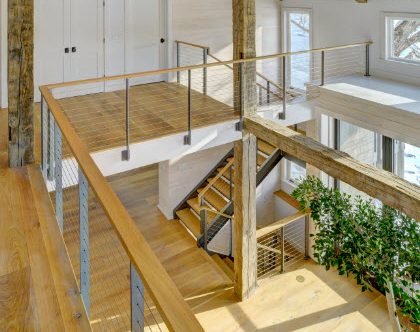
left=158, top=142, right=233, bottom=219
left=281, top=0, right=420, bottom=85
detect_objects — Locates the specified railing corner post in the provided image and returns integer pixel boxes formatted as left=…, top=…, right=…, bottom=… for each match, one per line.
left=203, top=47, right=208, bottom=95
left=176, top=41, right=181, bottom=83
left=279, top=56, right=287, bottom=120
left=130, top=263, right=145, bottom=332
left=365, top=43, right=371, bottom=77
left=184, top=69, right=192, bottom=145
left=122, top=78, right=130, bottom=161
left=236, top=62, right=244, bottom=131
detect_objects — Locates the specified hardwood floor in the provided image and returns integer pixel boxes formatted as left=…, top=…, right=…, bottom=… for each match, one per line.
left=60, top=162, right=391, bottom=331
left=57, top=82, right=239, bottom=155
left=0, top=109, right=91, bottom=331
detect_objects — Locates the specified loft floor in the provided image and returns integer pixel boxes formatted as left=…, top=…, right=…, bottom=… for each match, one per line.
left=58, top=162, right=392, bottom=331
left=0, top=110, right=90, bottom=330
left=54, top=82, right=239, bottom=155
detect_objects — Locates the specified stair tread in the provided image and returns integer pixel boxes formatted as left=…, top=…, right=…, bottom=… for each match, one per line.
left=258, top=140, right=276, bottom=156
left=223, top=257, right=234, bottom=270
left=217, top=167, right=235, bottom=181
left=176, top=208, right=201, bottom=238
left=187, top=198, right=219, bottom=221
left=208, top=177, right=231, bottom=198
left=197, top=187, right=228, bottom=211
left=257, top=153, right=267, bottom=167
left=212, top=255, right=234, bottom=281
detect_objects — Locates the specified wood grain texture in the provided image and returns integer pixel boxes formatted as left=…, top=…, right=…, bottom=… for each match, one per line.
left=0, top=165, right=91, bottom=331
left=58, top=82, right=238, bottom=155
left=40, top=86, right=203, bottom=332
left=244, top=114, right=420, bottom=221
left=233, top=132, right=257, bottom=300
left=8, top=0, right=34, bottom=167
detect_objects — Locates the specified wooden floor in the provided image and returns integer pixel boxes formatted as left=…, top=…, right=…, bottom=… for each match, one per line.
left=59, top=162, right=392, bottom=332
left=0, top=110, right=91, bottom=331
left=57, top=82, right=238, bottom=154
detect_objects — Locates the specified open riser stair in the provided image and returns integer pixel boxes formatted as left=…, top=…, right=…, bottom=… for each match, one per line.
left=174, top=139, right=283, bottom=261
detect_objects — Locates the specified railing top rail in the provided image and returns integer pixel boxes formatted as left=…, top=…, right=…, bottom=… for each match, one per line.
left=40, top=86, right=204, bottom=332
left=256, top=210, right=309, bottom=239
left=175, top=40, right=210, bottom=50
left=44, top=41, right=372, bottom=90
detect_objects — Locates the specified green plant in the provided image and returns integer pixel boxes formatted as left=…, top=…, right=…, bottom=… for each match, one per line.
left=292, top=176, right=420, bottom=327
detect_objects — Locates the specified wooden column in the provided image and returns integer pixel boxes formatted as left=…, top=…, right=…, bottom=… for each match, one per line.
left=234, top=132, right=257, bottom=300
left=232, top=0, right=258, bottom=301
left=232, top=0, right=257, bottom=114
left=8, top=0, right=34, bottom=167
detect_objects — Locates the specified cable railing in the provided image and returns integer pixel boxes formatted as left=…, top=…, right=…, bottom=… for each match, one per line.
left=40, top=87, right=204, bottom=332
left=44, top=40, right=372, bottom=161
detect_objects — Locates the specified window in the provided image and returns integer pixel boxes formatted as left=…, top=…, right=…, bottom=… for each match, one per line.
left=395, top=142, right=420, bottom=186
left=283, top=8, right=312, bottom=89
left=286, top=160, right=306, bottom=185
left=385, top=13, right=420, bottom=64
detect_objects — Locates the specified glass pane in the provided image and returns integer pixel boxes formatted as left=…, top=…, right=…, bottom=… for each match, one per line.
left=391, top=18, right=420, bottom=62
left=401, top=143, right=420, bottom=186
left=288, top=160, right=306, bottom=184
left=339, top=121, right=381, bottom=199
left=289, top=13, right=310, bottom=89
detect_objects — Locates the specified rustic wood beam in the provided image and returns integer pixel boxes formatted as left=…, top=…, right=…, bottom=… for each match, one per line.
left=244, top=115, right=420, bottom=221
left=8, top=0, right=34, bottom=167
left=234, top=132, right=257, bottom=300
left=232, top=0, right=257, bottom=115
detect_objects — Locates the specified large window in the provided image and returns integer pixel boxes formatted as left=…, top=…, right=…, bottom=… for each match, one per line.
left=283, top=8, right=312, bottom=89
left=395, top=142, right=420, bottom=186
left=385, top=13, right=420, bottom=64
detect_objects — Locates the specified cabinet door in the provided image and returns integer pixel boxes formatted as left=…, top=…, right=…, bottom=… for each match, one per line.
left=66, top=0, right=104, bottom=83
left=34, top=0, right=66, bottom=101
left=125, top=0, right=164, bottom=85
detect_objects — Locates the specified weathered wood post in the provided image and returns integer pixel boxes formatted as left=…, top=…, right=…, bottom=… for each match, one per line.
left=232, top=0, right=258, bottom=301
left=8, top=0, right=34, bottom=167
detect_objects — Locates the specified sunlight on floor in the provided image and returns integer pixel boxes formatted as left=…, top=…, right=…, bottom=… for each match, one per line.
left=195, top=261, right=391, bottom=332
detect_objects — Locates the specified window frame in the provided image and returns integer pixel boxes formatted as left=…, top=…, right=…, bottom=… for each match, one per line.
left=383, top=12, right=420, bottom=65
left=281, top=7, right=313, bottom=91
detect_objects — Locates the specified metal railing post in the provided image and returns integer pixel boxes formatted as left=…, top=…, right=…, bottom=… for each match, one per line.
left=267, top=81, right=270, bottom=104
left=203, top=48, right=208, bottom=95
left=280, top=56, right=286, bottom=120
left=184, top=70, right=192, bottom=145
left=54, top=121, right=63, bottom=233
left=79, top=169, right=90, bottom=317
left=304, top=215, right=310, bottom=259
left=321, top=50, right=325, bottom=86
left=41, top=97, right=48, bottom=180
left=258, top=86, right=262, bottom=106
left=122, top=78, right=130, bottom=161
left=235, top=62, right=244, bottom=131
left=47, top=111, right=55, bottom=181
left=200, top=208, right=208, bottom=252
left=365, top=44, right=370, bottom=77
left=280, top=227, right=285, bottom=273
left=176, top=42, right=181, bottom=83
left=130, top=263, right=145, bottom=332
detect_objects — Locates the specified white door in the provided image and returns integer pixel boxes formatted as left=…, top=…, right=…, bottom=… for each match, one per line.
left=125, top=0, right=166, bottom=85
left=34, top=0, right=66, bottom=101
left=65, top=0, right=104, bottom=93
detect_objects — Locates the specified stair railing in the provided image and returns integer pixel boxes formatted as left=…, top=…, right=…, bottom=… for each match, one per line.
left=198, top=157, right=234, bottom=251
left=175, top=40, right=300, bottom=108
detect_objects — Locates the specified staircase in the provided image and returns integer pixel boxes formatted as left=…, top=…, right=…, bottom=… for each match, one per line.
left=174, top=139, right=283, bottom=258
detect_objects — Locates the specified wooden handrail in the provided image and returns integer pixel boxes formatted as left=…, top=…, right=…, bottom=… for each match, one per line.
left=198, top=157, right=234, bottom=204
left=45, top=41, right=373, bottom=90
left=207, top=53, right=300, bottom=100
left=40, top=86, right=204, bottom=332
left=256, top=211, right=309, bottom=239
left=175, top=40, right=210, bottom=51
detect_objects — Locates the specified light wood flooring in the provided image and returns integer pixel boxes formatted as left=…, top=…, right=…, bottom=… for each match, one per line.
left=57, top=82, right=238, bottom=154
left=0, top=109, right=91, bottom=331
left=60, top=162, right=392, bottom=332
